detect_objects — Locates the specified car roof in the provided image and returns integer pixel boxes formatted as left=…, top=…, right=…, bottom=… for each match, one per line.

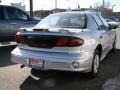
left=53, top=11, right=98, bottom=15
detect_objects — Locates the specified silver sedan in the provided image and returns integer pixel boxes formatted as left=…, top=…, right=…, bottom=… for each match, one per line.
left=11, top=11, right=116, bottom=78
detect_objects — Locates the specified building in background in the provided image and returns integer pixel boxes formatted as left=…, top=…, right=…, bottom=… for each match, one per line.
left=52, top=8, right=66, bottom=13
left=33, top=8, right=101, bottom=18
left=34, top=10, right=52, bottom=18
left=34, top=8, right=66, bottom=18
left=11, top=3, right=26, bottom=11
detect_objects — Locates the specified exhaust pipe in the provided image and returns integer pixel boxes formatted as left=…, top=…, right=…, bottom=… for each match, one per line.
left=21, top=65, right=25, bottom=68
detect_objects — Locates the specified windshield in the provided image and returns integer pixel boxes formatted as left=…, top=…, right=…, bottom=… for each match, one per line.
left=35, top=13, right=86, bottom=29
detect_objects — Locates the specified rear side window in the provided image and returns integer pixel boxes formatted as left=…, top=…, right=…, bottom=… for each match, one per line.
left=6, top=7, right=28, bottom=20
left=0, top=7, right=5, bottom=20
left=92, top=14, right=104, bottom=30
left=98, top=15, right=109, bottom=29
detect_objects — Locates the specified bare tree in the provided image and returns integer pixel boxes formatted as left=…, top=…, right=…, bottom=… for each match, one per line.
left=94, top=2, right=101, bottom=9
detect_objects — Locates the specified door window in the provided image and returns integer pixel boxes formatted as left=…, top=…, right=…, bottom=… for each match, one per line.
left=6, top=7, right=28, bottom=20
left=0, top=7, right=5, bottom=20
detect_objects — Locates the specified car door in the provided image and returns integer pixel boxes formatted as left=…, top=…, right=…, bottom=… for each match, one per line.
left=5, top=6, right=30, bottom=36
left=92, top=14, right=110, bottom=56
left=0, top=6, right=10, bottom=39
left=98, top=15, right=115, bottom=50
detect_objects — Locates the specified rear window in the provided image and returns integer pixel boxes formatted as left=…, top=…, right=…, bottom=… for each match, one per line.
left=35, top=13, right=86, bottom=29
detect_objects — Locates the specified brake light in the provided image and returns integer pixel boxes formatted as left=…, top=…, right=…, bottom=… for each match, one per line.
left=15, top=35, right=84, bottom=47
left=33, top=29, right=48, bottom=32
left=56, top=37, right=84, bottom=47
left=16, top=35, right=27, bottom=43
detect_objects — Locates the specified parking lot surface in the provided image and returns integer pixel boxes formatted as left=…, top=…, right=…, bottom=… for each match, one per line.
left=0, top=28, right=120, bottom=90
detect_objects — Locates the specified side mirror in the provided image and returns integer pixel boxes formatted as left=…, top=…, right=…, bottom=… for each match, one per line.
left=108, top=24, right=118, bottom=29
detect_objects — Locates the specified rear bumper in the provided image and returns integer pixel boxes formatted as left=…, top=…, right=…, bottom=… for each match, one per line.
left=11, top=47, right=93, bottom=72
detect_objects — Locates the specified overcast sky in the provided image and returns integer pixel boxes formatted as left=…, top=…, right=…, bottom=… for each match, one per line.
left=0, top=0, right=120, bottom=12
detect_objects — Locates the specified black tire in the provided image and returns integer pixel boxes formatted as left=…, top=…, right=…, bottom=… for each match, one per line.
left=88, top=49, right=100, bottom=78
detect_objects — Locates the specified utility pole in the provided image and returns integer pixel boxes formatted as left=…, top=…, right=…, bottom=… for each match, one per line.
left=30, top=0, right=33, bottom=18
left=77, top=0, right=80, bottom=9
left=103, top=0, right=105, bottom=9
left=55, top=0, right=57, bottom=13
left=102, top=0, right=105, bottom=16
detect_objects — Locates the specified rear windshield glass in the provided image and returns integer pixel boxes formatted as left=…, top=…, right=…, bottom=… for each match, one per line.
left=35, top=13, right=86, bottom=29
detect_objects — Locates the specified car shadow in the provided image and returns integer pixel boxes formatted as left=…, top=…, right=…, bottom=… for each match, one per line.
left=20, top=49, right=120, bottom=90
left=0, top=45, right=16, bottom=67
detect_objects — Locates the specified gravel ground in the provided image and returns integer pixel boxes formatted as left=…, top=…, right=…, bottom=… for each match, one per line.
left=0, top=28, right=120, bottom=90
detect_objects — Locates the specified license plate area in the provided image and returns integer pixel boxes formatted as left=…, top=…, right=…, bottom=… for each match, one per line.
left=29, top=58, right=44, bottom=69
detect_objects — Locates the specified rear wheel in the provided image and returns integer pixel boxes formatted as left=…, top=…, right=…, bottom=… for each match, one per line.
left=88, top=50, right=100, bottom=78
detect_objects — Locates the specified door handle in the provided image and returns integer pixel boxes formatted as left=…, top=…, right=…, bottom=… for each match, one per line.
left=100, top=36, right=102, bottom=39
left=10, top=23, right=17, bottom=25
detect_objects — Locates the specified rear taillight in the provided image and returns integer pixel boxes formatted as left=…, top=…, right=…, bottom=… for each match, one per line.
left=56, top=37, right=84, bottom=47
left=16, top=35, right=27, bottom=43
left=15, top=35, right=84, bottom=47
